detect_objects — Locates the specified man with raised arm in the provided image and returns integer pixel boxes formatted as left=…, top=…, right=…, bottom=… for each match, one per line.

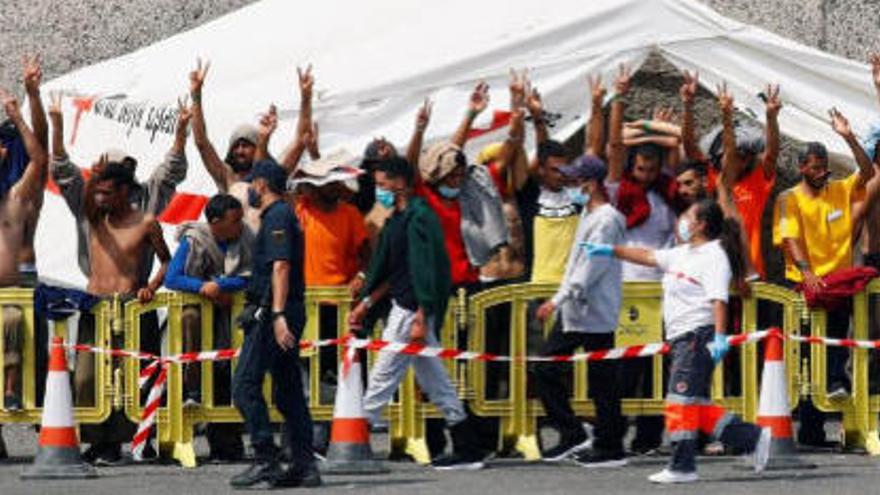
left=191, top=60, right=315, bottom=229
left=682, top=73, right=781, bottom=279
left=773, top=108, right=875, bottom=446
left=0, top=86, right=48, bottom=412
left=67, top=157, right=173, bottom=464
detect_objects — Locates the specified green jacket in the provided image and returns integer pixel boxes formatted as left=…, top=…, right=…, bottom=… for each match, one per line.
left=362, top=197, right=451, bottom=332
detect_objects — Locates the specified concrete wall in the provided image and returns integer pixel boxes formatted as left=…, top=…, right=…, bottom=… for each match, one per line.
left=1, top=1, right=878, bottom=93
left=0, top=0, right=876, bottom=281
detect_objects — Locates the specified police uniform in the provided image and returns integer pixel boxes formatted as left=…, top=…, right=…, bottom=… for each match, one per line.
left=231, top=197, right=314, bottom=465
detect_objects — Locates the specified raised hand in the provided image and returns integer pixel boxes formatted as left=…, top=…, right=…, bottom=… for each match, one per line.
left=613, top=64, right=632, bottom=96
left=92, top=153, right=109, bottom=175
left=469, top=81, right=490, bottom=115
left=0, top=88, right=20, bottom=120
left=190, top=58, right=210, bottom=96
left=416, top=97, right=433, bottom=132
left=589, top=74, right=606, bottom=106
left=297, top=64, right=314, bottom=101
left=509, top=68, right=529, bottom=108
left=48, top=91, right=63, bottom=119
left=679, top=70, right=698, bottom=104
left=829, top=107, right=853, bottom=137
left=764, top=84, right=782, bottom=118
left=258, top=104, right=278, bottom=139
left=176, top=96, right=193, bottom=131
left=716, top=81, right=734, bottom=114
left=526, top=86, right=543, bottom=117
left=22, top=53, right=43, bottom=95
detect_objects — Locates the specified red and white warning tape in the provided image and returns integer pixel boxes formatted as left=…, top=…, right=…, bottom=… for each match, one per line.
left=131, top=363, right=168, bottom=460
left=70, top=329, right=788, bottom=458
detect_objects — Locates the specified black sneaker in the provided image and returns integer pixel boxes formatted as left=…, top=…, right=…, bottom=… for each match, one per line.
left=431, top=451, right=486, bottom=471
left=4, top=394, right=21, bottom=411
left=229, top=458, right=283, bottom=489
left=572, top=450, right=628, bottom=468
left=275, top=462, right=322, bottom=488
left=542, top=435, right=591, bottom=462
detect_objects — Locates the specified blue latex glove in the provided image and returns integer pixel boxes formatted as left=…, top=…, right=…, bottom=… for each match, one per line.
left=579, top=242, right=614, bottom=257
left=709, top=333, right=730, bottom=364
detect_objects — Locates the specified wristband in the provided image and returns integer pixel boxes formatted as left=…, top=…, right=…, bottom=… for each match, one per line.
left=642, top=122, right=652, bottom=133
left=795, top=260, right=810, bottom=272
left=356, top=271, right=367, bottom=281
left=361, top=296, right=374, bottom=310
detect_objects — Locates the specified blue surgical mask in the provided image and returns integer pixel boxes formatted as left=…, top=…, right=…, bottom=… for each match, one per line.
left=247, top=187, right=261, bottom=208
left=375, top=186, right=395, bottom=209
left=678, top=218, right=693, bottom=243
left=565, top=186, right=589, bottom=206
left=437, top=185, right=461, bottom=199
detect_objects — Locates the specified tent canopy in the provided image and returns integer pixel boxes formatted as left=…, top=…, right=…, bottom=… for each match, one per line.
left=37, top=0, right=880, bottom=286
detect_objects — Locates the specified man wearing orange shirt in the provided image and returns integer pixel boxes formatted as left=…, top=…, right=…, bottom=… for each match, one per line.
left=681, top=74, right=781, bottom=279
left=289, top=153, right=369, bottom=453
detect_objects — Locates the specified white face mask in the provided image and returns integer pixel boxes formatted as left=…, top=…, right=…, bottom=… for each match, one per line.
left=678, top=218, right=693, bottom=242
left=564, top=186, right=590, bottom=206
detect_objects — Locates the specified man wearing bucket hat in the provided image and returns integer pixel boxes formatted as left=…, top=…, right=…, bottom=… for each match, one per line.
left=533, top=154, right=628, bottom=467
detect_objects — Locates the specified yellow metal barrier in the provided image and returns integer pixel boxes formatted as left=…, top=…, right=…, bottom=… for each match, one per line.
left=0, top=288, right=111, bottom=426
left=812, top=278, right=880, bottom=452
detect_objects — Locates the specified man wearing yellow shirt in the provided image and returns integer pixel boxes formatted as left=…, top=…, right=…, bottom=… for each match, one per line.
left=773, top=108, right=874, bottom=445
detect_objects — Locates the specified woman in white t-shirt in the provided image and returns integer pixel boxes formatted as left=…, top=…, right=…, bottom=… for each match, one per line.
left=585, top=199, right=770, bottom=484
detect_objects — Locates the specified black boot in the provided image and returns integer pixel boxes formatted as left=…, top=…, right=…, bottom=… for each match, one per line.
left=431, top=417, right=488, bottom=471
left=229, top=451, right=282, bottom=489
left=275, top=461, right=322, bottom=488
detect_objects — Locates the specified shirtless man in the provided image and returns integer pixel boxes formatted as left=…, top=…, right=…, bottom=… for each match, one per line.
left=83, top=159, right=171, bottom=300
left=67, top=157, right=171, bottom=464
left=190, top=60, right=316, bottom=228
left=0, top=86, right=48, bottom=412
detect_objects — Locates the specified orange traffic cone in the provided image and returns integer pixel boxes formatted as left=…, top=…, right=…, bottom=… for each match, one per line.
left=756, top=331, right=815, bottom=470
left=322, top=346, right=388, bottom=474
left=21, top=337, right=97, bottom=479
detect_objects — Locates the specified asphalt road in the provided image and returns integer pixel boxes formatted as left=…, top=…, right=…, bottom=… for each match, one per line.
left=1, top=424, right=879, bottom=495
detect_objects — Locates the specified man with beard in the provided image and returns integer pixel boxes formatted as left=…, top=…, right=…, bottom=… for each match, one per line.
left=774, top=108, right=874, bottom=444
left=191, top=61, right=316, bottom=229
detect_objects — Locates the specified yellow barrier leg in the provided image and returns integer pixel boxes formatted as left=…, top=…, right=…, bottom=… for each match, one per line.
left=510, top=302, right=540, bottom=461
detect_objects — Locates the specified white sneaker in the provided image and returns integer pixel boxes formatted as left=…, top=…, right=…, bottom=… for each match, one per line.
left=648, top=469, right=699, bottom=484
left=753, top=427, right=772, bottom=473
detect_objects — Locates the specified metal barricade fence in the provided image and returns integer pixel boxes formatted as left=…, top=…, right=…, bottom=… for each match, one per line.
left=121, top=288, right=462, bottom=467
left=0, top=288, right=111, bottom=426
left=0, top=281, right=841, bottom=463
left=811, top=278, right=880, bottom=451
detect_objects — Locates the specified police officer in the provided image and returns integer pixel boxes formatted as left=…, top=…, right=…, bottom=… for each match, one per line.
left=230, top=160, right=320, bottom=489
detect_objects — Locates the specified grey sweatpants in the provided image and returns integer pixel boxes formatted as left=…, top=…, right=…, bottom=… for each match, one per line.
left=362, top=302, right=466, bottom=426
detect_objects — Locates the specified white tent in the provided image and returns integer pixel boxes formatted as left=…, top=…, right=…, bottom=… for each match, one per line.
left=37, top=0, right=880, bottom=286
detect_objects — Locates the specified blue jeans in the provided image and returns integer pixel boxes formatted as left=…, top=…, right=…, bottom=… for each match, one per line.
left=232, top=317, right=314, bottom=463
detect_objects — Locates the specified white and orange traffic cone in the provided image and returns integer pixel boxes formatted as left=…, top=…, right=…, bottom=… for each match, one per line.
left=322, top=346, right=388, bottom=474
left=21, top=337, right=97, bottom=479
left=756, top=331, right=815, bottom=470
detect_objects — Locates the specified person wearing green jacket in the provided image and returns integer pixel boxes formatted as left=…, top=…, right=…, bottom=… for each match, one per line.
left=348, top=156, right=489, bottom=471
